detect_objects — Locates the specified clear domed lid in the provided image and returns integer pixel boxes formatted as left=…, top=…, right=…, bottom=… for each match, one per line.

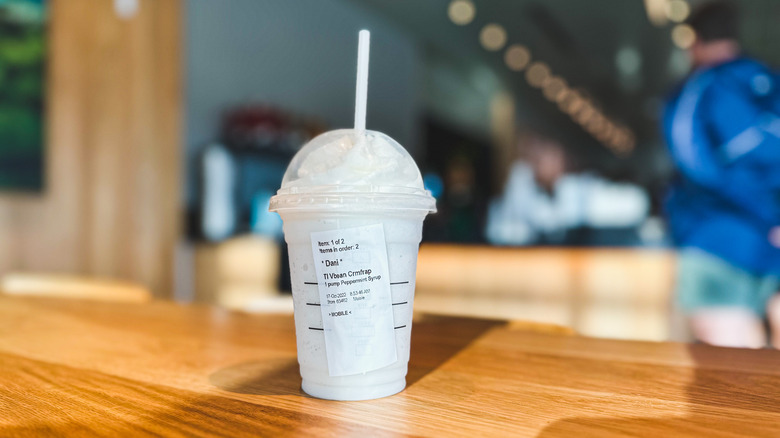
left=269, top=129, right=436, bottom=213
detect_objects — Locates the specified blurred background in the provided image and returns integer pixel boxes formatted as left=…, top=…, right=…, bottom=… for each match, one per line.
left=1, top=0, right=778, bottom=342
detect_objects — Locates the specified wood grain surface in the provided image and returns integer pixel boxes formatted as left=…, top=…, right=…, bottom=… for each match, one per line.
left=1, top=296, right=779, bottom=437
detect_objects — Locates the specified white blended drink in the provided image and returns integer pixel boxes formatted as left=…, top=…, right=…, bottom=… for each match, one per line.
left=269, top=129, right=435, bottom=400
left=269, top=31, right=435, bottom=400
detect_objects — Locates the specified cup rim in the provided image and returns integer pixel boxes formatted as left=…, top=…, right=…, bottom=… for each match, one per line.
left=269, top=186, right=437, bottom=214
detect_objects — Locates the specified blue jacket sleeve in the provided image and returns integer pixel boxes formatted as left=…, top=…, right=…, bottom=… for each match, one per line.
left=705, top=76, right=780, bottom=169
left=664, top=80, right=778, bottom=227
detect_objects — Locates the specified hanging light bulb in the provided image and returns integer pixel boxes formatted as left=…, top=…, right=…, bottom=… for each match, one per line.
left=448, top=0, right=476, bottom=25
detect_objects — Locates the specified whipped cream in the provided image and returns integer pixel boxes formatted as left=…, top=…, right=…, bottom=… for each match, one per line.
left=282, top=129, right=424, bottom=190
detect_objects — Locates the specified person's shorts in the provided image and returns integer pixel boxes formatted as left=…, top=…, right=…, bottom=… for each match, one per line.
left=677, top=248, right=779, bottom=316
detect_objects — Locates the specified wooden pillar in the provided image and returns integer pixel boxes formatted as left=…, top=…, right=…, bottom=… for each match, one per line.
left=0, top=0, right=182, bottom=298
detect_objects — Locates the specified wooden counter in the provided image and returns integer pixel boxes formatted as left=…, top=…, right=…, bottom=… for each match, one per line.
left=192, top=242, right=679, bottom=342
left=415, top=245, right=678, bottom=341
left=1, top=296, right=778, bottom=437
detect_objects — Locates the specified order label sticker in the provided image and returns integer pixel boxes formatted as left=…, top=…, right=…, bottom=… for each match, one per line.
left=310, top=224, right=397, bottom=376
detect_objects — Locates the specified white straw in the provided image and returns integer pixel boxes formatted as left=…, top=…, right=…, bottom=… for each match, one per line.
left=354, top=30, right=370, bottom=132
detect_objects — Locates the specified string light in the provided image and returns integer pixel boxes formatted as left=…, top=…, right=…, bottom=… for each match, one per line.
left=665, top=0, right=690, bottom=23
left=467, top=11, right=635, bottom=155
left=586, top=113, right=605, bottom=134
left=574, top=104, right=595, bottom=125
left=597, top=123, right=614, bottom=142
left=558, top=90, right=581, bottom=113
left=480, top=24, right=507, bottom=51
left=525, top=62, right=550, bottom=88
left=672, top=24, right=696, bottom=49
left=448, top=0, right=475, bottom=25
left=542, top=77, right=567, bottom=102
left=504, top=44, right=531, bottom=71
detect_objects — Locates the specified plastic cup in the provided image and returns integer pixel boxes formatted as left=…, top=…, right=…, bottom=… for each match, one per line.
left=270, top=129, right=435, bottom=400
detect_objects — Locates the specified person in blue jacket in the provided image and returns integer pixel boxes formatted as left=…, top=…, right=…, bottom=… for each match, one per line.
left=664, top=1, right=780, bottom=348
